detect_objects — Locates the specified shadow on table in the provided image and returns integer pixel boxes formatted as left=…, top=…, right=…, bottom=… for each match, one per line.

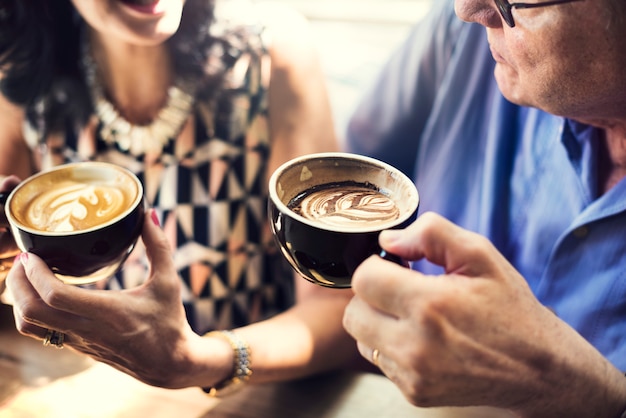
left=199, top=369, right=517, bottom=418
left=199, top=370, right=469, bottom=418
left=0, top=302, right=93, bottom=406
left=202, top=372, right=364, bottom=418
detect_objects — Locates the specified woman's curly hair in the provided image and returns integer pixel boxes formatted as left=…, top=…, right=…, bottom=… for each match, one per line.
left=0, top=0, right=218, bottom=134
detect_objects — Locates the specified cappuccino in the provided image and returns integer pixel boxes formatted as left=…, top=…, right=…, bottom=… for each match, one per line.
left=5, top=162, right=145, bottom=284
left=269, top=152, right=419, bottom=288
left=9, top=165, right=139, bottom=233
left=288, top=181, right=400, bottom=231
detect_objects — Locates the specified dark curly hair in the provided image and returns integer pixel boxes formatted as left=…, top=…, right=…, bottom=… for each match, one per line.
left=0, top=0, right=218, bottom=134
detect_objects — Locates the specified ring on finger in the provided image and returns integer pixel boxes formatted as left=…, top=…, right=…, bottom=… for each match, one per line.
left=372, top=348, right=380, bottom=366
left=43, top=329, right=65, bottom=349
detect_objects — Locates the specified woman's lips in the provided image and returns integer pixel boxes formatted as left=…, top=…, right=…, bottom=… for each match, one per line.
left=119, top=0, right=164, bottom=15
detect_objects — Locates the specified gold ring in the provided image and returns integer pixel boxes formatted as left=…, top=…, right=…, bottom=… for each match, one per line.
left=43, top=329, right=65, bottom=349
left=372, top=348, right=380, bottom=366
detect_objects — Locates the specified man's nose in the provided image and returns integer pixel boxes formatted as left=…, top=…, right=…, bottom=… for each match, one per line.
left=455, top=0, right=504, bottom=28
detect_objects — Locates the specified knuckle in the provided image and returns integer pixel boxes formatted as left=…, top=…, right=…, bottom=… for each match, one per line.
left=405, top=346, right=434, bottom=378
left=17, top=322, right=40, bottom=338
left=461, top=233, right=491, bottom=255
left=341, top=306, right=353, bottom=330
left=18, top=299, right=41, bottom=322
left=394, top=373, right=437, bottom=408
left=14, top=304, right=43, bottom=336
left=351, top=257, right=377, bottom=289
left=413, top=297, right=449, bottom=331
left=14, top=320, right=32, bottom=336
left=41, top=287, right=65, bottom=309
left=406, top=390, right=437, bottom=408
left=418, top=211, right=441, bottom=224
left=416, top=212, right=442, bottom=235
left=13, top=313, right=30, bottom=334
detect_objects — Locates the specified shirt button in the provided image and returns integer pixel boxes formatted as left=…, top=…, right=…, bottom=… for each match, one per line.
left=572, top=226, right=589, bottom=238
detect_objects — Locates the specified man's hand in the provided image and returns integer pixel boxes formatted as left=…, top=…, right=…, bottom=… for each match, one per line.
left=343, top=212, right=626, bottom=417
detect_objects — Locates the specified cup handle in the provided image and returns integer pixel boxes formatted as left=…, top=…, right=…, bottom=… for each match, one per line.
left=379, top=250, right=410, bottom=268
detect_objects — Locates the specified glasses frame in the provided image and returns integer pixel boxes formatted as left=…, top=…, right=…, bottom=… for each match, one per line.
left=494, top=0, right=585, bottom=27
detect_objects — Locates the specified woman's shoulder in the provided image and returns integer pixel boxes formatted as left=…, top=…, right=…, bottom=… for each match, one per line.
left=211, top=0, right=270, bottom=53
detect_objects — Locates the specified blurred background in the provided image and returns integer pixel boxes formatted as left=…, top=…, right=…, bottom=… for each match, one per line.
left=256, top=0, right=434, bottom=140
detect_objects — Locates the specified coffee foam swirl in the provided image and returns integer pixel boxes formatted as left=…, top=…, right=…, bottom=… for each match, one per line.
left=291, top=183, right=400, bottom=230
left=24, top=180, right=130, bottom=232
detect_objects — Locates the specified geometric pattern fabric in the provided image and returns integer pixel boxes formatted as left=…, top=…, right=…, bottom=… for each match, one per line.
left=24, top=16, right=294, bottom=334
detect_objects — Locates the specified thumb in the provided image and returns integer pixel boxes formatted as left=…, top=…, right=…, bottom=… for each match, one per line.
left=377, top=213, right=440, bottom=262
left=379, top=212, right=496, bottom=275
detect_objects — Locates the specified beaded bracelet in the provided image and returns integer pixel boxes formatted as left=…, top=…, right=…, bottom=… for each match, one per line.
left=202, top=330, right=252, bottom=397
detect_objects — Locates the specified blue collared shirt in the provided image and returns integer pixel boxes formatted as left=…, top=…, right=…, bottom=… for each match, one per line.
left=346, top=2, right=626, bottom=369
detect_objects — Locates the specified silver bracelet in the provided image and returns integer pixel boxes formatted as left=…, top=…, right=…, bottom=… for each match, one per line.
left=202, top=330, right=252, bottom=397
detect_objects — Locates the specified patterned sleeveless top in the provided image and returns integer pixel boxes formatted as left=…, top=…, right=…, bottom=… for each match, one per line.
left=22, top=10, right=294, bottom=334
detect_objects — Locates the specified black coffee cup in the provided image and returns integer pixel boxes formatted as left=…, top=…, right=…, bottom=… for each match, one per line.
left=4, top=162, right=145, bottom=285
left=268, top=152, right=419, bottom=288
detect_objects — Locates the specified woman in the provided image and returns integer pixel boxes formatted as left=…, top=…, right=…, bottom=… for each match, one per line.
left=1, top=0, right=365, bottom=393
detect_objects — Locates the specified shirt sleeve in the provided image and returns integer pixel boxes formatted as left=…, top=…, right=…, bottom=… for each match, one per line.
left=344, top=0, right=465, bottom=177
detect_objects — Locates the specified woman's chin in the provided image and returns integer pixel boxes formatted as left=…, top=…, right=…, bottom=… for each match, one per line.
left=111, top=0, right=184, bottom=46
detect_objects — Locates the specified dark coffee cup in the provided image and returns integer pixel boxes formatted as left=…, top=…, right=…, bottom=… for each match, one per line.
left=5, top=162, right=145, bottom=285
left=268, top=152, right=419, bottom=288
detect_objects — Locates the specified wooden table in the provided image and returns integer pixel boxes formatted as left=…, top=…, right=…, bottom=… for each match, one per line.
left=0, top=303, right=512, bottom=418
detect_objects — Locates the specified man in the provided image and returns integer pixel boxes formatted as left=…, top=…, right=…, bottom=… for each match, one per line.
left=343, top=0, right=626, bottom=417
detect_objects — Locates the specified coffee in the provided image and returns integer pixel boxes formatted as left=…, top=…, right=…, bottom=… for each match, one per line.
left=5, top=162, right=145, bottom=284
left=288, top=181, right=400, bottom=231
left=9, top=165, right=139, bottom=233
left=269, top=152, right=419, bottom=288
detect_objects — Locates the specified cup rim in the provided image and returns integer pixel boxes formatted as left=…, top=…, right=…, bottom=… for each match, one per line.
left=268, top=152, right=419, bottom=234
left=5, top=162, right=144, bottom=237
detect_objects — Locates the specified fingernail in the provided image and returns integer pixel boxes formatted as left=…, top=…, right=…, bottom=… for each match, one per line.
left=150, top=209, right=161, bottom=227
left=19, top=252, right=29, bottom=265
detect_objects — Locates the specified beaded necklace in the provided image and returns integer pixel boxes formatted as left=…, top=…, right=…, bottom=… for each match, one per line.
left=82, top=39, right=196, bottom=156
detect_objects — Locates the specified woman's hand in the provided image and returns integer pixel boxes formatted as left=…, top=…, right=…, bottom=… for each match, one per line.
left=6, top=210, right=232, bottom=389
left=342, top=212, right=626, bottom=418
left=0, top=175, right=22, bottom=290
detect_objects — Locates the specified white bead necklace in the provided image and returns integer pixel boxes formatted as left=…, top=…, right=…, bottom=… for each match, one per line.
left=82, top=45, right=196, bottom=156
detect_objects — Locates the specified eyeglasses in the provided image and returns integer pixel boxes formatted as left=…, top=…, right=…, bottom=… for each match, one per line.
left=494, top=0, right=584, bottom=27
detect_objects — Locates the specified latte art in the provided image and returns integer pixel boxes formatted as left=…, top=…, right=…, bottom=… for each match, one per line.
left=289, top=182, right=400, bottom=230
left=24, top=180, right=131, bottom=232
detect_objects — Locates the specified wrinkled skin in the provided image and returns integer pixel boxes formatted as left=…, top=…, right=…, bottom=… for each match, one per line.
left=343, top=212, right=626, bottom=418
left=6, top=212, right=207, bottom=388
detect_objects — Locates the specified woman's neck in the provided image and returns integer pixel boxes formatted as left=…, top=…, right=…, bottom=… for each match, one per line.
left=89, top=31, right=173, bottom=125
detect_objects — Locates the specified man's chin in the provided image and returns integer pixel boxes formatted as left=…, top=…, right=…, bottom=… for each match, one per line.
left=494, top=68, right=533, bottom=108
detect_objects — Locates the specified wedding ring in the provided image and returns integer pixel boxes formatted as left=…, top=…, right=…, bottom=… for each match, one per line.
left=43, top=329, right=65, bottom=349
left=372, top=348, right=380, bottom=366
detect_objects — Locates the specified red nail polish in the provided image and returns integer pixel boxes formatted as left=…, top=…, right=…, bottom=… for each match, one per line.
left=150, top=210, right=161, bottom=227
